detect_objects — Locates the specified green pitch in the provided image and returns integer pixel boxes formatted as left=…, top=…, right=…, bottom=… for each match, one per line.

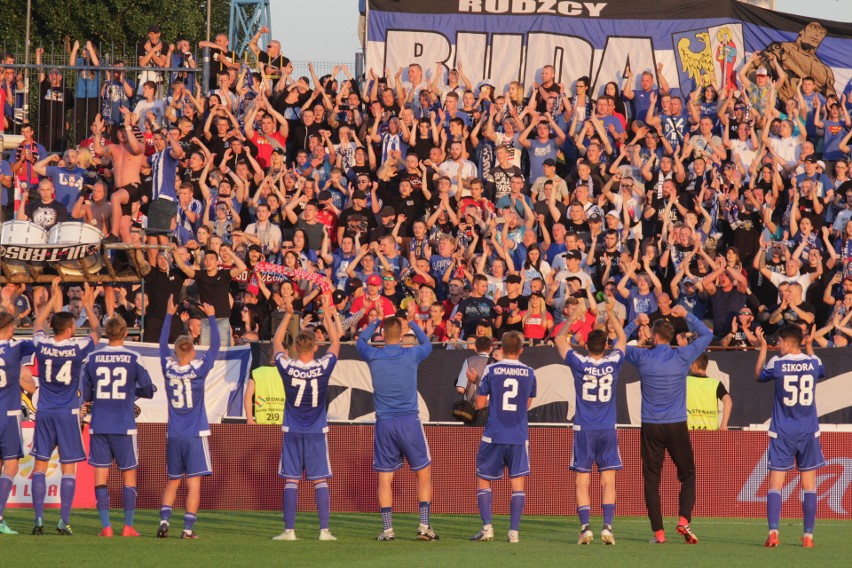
left=2, top=510, right=850, bottom=567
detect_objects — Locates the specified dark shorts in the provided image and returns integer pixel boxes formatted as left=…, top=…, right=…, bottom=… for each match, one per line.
left=89, top=432, right=139, bottom=470
left=0, top=414, right=24, bottom=460
left=570, top=427, right=623, bottom=473
left=119, top=183, right=144, bottom=217
left=373, top=414, right=431, bottom=472
left=767, top=432, right=825, bottom=472
left=166, top=436, right=212, bottom=479
left=32, top=411, right=86, bottom=463
left=476, top=440, right=530, bottom=480
left=147, top=197, right=177, bottom=232
left=279, top=431, right=332, bottom=480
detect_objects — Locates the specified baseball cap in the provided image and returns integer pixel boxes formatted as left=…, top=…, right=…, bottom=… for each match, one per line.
left=817, top=160, right=826, bottom=169
left=606, top=210, right=620, bottom=219
left=332, top=290, right=347, bottom=304
left=543, top=158, right=557, bottom=167
left=755, top=67, right=768, bottom=76
left=345, top=278, right=363, bottom=295
left=566, top=250, right=582, bottom=260
left=412, top=274, right=427, bottom=285
left=683, top=277, right=695, bottom=286
left=272, top=147, right=286, bottom=155
left=506, top=274, right=522, bottom=284
left=380, top=206, right=396, bottom=217
left=317, top=190, right=332, bottom=201
left=367, top=275, right=382, bottom=286
left=804, top=156, right=818, bottom=164
left=352, top=190, right=367, bottom=200
left=588, top=212, right=602, bottom=223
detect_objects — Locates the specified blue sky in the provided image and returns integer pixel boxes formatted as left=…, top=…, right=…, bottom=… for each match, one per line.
left=270, top=0, right=852, bottom=64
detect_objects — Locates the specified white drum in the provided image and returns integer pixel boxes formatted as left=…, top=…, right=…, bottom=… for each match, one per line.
left=1, top=221, right=48, bottom=275
left=48, top=222, right=104, bottom=275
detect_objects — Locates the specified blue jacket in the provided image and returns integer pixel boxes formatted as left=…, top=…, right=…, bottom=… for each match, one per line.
left=625, top=313, right=713, bottom=424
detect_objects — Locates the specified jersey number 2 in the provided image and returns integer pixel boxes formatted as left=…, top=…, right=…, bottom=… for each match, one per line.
left=502, top=378, right=519, bottom=411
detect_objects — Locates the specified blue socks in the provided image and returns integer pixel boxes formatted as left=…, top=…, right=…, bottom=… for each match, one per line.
left=59, top=474, right=75, bottom=525
left=315, top=482, right=330, bottom=530
left=183, top=512, right=197, bottom=532
left=510, top=491, right=525, bottom=532
left=283, top=482, right=298, bottom=530
left=578, top=505, right=590, bottom=527
left=381, top=507, right=393, bottom=531
left=419, top=501, right=431, bottom=527
left=767, top=490, right=782, bottom=531
left=0, top=474, right=14, bottom=519
left=803, top=490, right=816, bottom=536
left=123, top=486, right=137, bottom=527
left=160, top=505, right=173, bottom=523
left=477, top=488, right=493, bottom=526
left=32, top=471, right=46, bottom=522
left=96, top=485, right=110, bottom=528
left=602, top=503, right=616, bottom=527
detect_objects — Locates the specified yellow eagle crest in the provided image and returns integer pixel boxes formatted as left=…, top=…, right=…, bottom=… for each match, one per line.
left=678, top=32, right=714, bottom=87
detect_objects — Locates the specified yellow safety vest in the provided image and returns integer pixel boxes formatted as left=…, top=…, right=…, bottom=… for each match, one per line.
left=686, top=375, right=721, bottom=430
left=251, top=366, right=285, bottom=425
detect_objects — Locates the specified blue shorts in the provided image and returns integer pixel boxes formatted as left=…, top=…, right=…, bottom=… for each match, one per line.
left=0, top=414, right=23, bottom=460
left=570, top=427, right=623, bottom=473
left=32, top=412, right=86, bottom=464
left=373, top=415, right=431, bottom=472
left=166, top=436, right=212, bottom=479
left=89, top=433, right=138, bottom=471
left=767, top=433, right=825, bottom=472
left=279, top=432, right=332, bottom=480
left=476, top=440, right=530, bottom=480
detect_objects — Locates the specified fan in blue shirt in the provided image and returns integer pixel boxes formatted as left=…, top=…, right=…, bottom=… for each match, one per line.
left=81, top=316, right=155, bottom=537
left=755, top=325, right=825, bottom=549
left=556, top=300, right=627, bottom=545
left=30, top=279, right=100, bottom=537
left=156, top=297, right=219, bottom=540
left=470, top=331, right=536, bottom=544
left=271, top=301, right=341, bottom=542
left=357, top=314, right=436, bottom=542
left=0, top=313, right=36, bottom=535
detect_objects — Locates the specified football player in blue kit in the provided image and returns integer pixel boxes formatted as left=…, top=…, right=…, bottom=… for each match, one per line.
left=470, top=331, right=536, bottom=544
left=0, top=312, right=37, bottom=535
left=755, top=325, right=825, bottom=549
left=556, top=300, right=627, bottom=545
left=271, top=300, right=342, bottom=542
left=81, top=315, right=156, bottom=537
left=157, top=296, right=219, bottom=540
left=30, top=278, right=100, bottom=536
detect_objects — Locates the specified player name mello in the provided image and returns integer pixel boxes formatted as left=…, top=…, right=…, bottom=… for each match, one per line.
left=583, top=365, right=615, bottom=377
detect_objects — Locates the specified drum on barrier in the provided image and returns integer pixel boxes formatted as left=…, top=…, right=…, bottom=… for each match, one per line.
left=48, top=222, right=104, bottom=275
left=1, top=221, right=48, bottom=275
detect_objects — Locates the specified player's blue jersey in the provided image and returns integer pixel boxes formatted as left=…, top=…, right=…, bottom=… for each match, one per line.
left=0, top=339, right=35, bottom=414
left=565, top=349, right=624, bottom=430
left=759, top=352, right=825, bottom=438
left=160, top=314, right=219, bottom=438
left=478, top=359, right=537, bottom=445
left=81, top=345, right=156, bottom=435
left=275, top=352, right=337, bottom=434
left=33, top=331, right=94, bottom=413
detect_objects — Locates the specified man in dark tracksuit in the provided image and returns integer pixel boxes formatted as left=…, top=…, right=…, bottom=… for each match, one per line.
left=625, top=305, right=713, bottom=544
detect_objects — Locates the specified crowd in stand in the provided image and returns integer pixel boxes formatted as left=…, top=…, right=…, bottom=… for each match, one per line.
left=2, top=25, right=852, bottom=349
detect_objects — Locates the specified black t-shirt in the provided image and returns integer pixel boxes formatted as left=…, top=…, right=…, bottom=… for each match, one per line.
left=258, top=52, right=290, bottom=81
left=455, top=295, right=497, bottom=338
left=337, top=207, right=376, bottom=242
left=145, top=268, right=188, bottom=318
left=497, top=294, right=529, bottom=334
left=25, top=200, right=69, bottom=230
left=195, top=268, right=233, bottom=318
left=209, top=49, right=239, bottom=89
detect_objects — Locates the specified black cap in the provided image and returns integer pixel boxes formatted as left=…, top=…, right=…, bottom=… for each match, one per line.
left=247, top=244, right=262, bottom=254
left=804, top=155, right=817, bottom=164
left=345, top=278, right=363, bottom=295
left=543, top=158, right=557, bottom=167
left=332, top=290, right=347, bottom=304
left=506, top=274, right=522, bottom=284
left=588, top=212, right=602, bottom=223
left=272, top=147, right=286, bottom=155
left=352, top=190, right=367, bottom=200
left=566, top=249, right=582, bottom=260
left=317, top=190, right=333, bottom=202
left=380, top=206, right=396, bottom=217
left=148, top=24, right=161, bottom=34
left=477, top=318, right=493, bottom=328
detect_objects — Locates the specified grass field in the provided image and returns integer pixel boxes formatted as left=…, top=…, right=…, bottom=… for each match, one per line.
left=1, top=510, right=850, bottom=567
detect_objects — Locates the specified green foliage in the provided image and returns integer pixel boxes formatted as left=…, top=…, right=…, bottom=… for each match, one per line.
left=0, top=0, right=230, bottom=54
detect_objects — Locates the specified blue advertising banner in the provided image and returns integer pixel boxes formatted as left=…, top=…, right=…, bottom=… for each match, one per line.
left=366, top=0, right=852, bottom=104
